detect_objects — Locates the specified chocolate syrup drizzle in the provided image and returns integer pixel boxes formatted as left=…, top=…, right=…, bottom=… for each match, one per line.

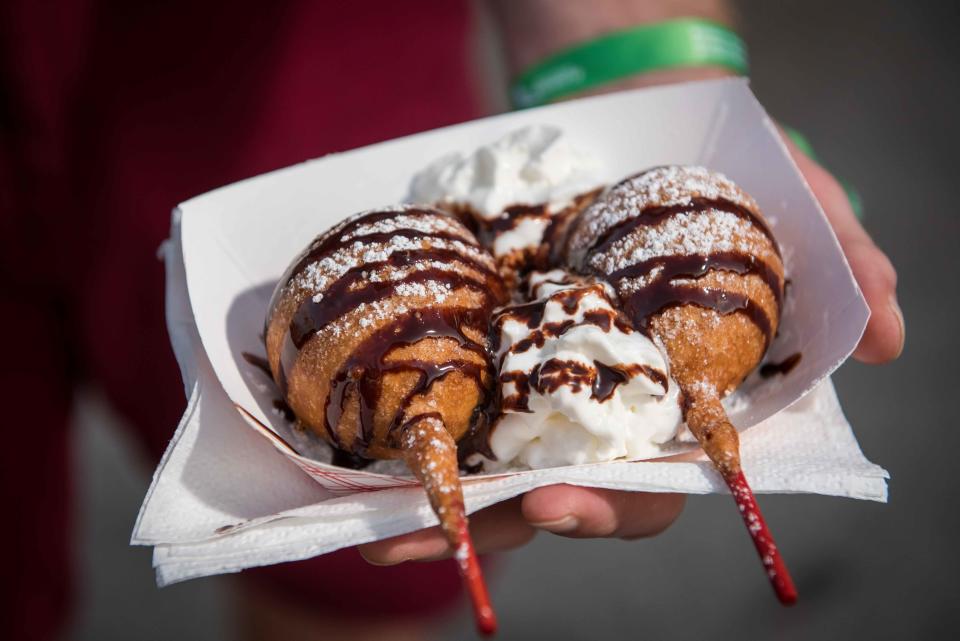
left=241, top=351, right=297, bottom=423
left=590, top=196, right=780, bottom=259
left=241, top=351, right=271, bottom=376
left=452, top=189, right=601, bottom=275
left=322, top=308, right=489, bottom=451
left=610, top=251, right=781, bottom=348
left=759, top=352, right=802, bottom=378
left=447, top=202, right=551, bottom=255
left=489, top=203, right=548, bottom=234
left=582, top=196, right=783, bottom=348
left=492, top=282, right=664, bottom=414
left=594, top=362, right=667, bottom=401
left=491, top=284, right=634, bottom=354
left=272, top=208, right=505, bottom=460
left=499, top=359, right=664, bottom=413
left=543, top=189, right=603, bottom=266
left=267, top=207, right=485, bottom=319
left=330, top=450, right=375, bottom=470
left=242, top=351, right=375, bottom=469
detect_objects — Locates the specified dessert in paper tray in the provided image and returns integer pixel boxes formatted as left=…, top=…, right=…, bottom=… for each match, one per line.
left=135, top=79, right=888, bottom=633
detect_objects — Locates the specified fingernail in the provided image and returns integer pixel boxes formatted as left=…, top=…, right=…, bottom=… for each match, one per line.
left=530, top=515, right=579, bottom=533
left=359, top=551, right=406, bottom=567
left=889, top=295, right=905, bottom=357
left=362, top=557, right=403, bottom=566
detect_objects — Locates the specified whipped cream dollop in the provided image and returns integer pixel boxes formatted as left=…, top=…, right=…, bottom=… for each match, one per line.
left=490, top=270, right=682, bottom=469
left=409, top=125, right=601, bottom=257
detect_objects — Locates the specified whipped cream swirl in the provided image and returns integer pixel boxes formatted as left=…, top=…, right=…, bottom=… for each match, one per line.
left=490, top=270, right=682, bottom=468
left=409, top=125, right=601, bottom=257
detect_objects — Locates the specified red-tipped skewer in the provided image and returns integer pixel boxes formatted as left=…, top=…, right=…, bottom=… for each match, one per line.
left=454, top=517, right=497, bottom=635
left=402, top=415, right=498, bottom=635
left=723, top=470, right=797, bottom=605
left=684, top=393, right=797, bottom=605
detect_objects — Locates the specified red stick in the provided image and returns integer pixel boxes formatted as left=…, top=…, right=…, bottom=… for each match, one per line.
left=723, top=470, right=798, bottom=605
left=402, top=416, right=498, bottom=635
left=454, top=519, right=497, bottom=636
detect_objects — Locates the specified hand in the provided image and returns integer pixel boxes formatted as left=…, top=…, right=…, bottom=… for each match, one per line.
left=358, top=489, right=685, bottom=565
left=581, top=68, right=907, bottom=364
left=782, top=136, right=904, bottom=363
left=359, top=139, right=902, bottom=567
left=361, top=56, right=904, bottom=566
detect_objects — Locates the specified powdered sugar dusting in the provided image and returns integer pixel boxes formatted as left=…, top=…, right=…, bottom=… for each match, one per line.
left=568, top=166, right=759, bottom=265
left=394, top=280, right=454, bottom=302
left=292, top=230, right=494, bottom=303
left=341, top=213, right=470, bottom=243
left=589, top=208, right=762, bottom=275
left=648, top=306, right=724, bottom=351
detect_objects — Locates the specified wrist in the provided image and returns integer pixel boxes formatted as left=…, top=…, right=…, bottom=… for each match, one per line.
left=509, top=19, right=747, bottom=109
left=570, top=65, right=735, bottom=99
left=491, top=0, right=734, bottom=76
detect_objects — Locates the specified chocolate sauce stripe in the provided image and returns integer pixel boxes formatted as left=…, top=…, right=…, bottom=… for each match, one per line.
left=589, top=196, right=781, bottom=259
left=278, top=207, right=485, bottom=282
left=466, top=188, right=603, bottom=240
left=541, top=190, right=603, bottom=266
left=321, top=207, right=473, bottom=255
left=592, top=361, right=627, bottom=401
left=289, top=258, right=501, bottom=349
left=502, top=312, right=628, bottom=359
left=282, top=286, right=494, bottom=394
left=535, top=358, right=593, bottom=396
left=487, top=203, right=549, bottom=233
left=492, top=285, right=634, bottom=359
left=499, top=365, right=539, bottom=413
left=492, top=299, right=548, bottom=328
left=607, top=251, right=783, bottom=311
left=504, top=320, right=576, bottom=361
left=493, top=283, right=607, bottom=328
left=500, top=358, right=669, bottom=411
left=540, top=208, right=575, bottom=248
left=267, top=213, right=485, bottom=318
left=624, top=284, right=774, bottom=349
left=760, top=352, right=802, bottom=378
left=321, top=306, right=493, bottom=454
left=285, top=228, right=489, bottom=289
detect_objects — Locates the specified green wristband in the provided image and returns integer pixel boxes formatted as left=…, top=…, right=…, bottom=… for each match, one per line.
left=510, top=18, right=748, bottom=109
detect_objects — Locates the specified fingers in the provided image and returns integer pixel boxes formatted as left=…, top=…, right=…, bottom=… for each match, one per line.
left=784, top=136, right=905, bottom=363
left=358, top=486, right=685, bottom=566
left=358, top=497, right=535, bottom=566
left=841, top=238, right=904, bottom=363
left=521, top=485, right=685, bottom=540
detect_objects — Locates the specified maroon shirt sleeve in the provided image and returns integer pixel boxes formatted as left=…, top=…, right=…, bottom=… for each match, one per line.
left=3, top=1, right=484, bottom=638
left=1, top=1, right=95, bottom=637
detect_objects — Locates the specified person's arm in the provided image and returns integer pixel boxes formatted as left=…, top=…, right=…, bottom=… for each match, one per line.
left=491, top=0, right=734, bottom=89
left=359, top=0, right=903, bottom=565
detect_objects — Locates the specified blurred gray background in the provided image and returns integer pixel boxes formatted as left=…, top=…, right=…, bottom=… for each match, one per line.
left=69, top=1, right=959, bottom=639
